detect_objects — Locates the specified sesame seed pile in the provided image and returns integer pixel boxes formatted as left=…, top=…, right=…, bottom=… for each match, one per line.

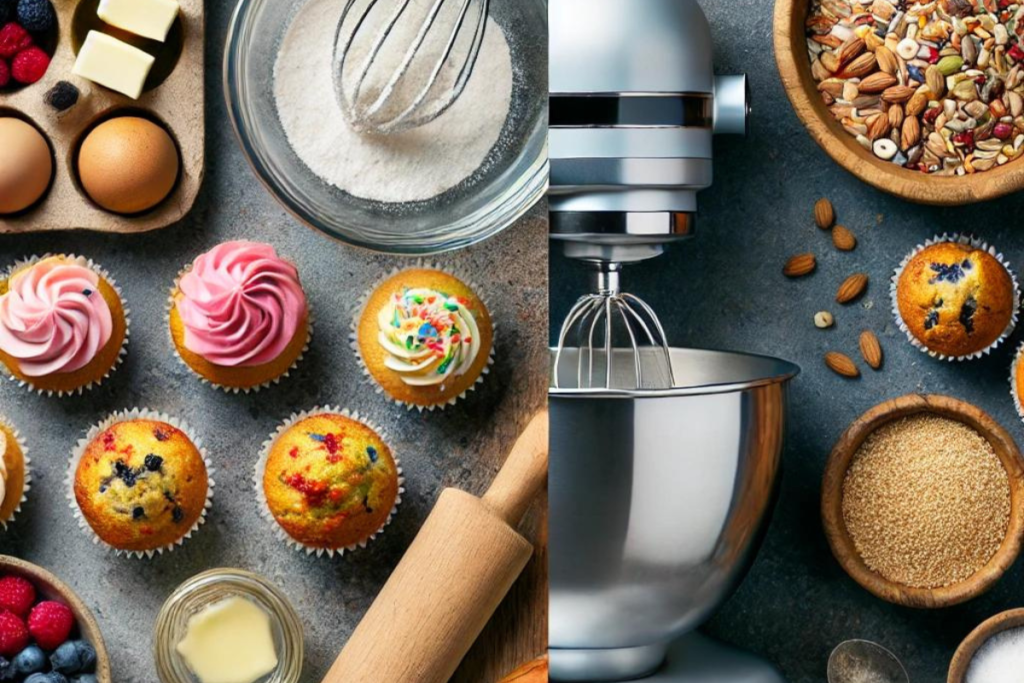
left=842, top=414, right=1010, bottom=589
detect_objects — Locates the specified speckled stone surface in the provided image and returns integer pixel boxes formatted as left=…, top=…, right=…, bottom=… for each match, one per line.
left=0, top=3, right=547, bottom=681
left=549, top=2, right=1024, bottom=682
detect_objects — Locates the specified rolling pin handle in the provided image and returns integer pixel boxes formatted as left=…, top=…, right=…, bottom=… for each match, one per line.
left=481, top=410, right=549, bottom=527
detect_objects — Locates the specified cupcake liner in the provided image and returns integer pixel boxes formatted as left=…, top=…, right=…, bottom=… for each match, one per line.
left=1011, top=342, right=1024, bottom=424
left=890, top=234, right=1020, bottom=362
left=254, top=406, right=404, bottom=558
left=0, top=415, right=31, bottom=531
left=350, top=261, right=496, bottom=412
left=66, top=407, right=215, bottom=560
left=166, top=265, right=314, bottom=394
left=1, top=254, right=131, bottom=397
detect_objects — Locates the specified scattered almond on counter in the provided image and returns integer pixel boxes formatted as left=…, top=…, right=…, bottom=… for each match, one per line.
left=784, top=253, right=816, bottom=278
left=859, top=331, right=883, bottom=370
left=825, top=352, right=859, bottom=378
left=814, top=198, right=834, bottom=230
left=832, top=225, right=856, bottom=252
left=836, top=273, right=868, bottom=304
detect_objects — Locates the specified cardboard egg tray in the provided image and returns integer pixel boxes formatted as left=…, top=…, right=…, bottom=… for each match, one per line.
left=0, top=0, right=204, bottom=234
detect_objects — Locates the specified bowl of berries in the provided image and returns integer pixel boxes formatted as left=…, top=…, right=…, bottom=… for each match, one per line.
left=0, top=556, right=109, bottom=683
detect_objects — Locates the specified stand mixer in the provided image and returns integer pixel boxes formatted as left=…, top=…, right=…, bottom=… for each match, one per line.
left=548, top=1, right=799, bottom=680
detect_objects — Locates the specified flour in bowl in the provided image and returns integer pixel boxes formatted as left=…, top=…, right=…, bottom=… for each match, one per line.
left=274, top=0, right=513, bottom=203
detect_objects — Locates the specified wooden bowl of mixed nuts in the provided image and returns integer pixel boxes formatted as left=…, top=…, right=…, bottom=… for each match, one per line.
left=774, top=0, right=1024, bottom=205
left=822, top=394, right=1024, bottom=608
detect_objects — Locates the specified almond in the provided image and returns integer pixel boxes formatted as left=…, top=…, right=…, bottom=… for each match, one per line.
left=875, top=45, right=898, bottom=74
left=925, top=65, right=946, bottom=96
left=906, top=89, right=930, bottom=117
left=867, top=114, right=891, bottom=141
left=832, top=225, right=857, bottom=251
left=784, top=253, right=817, bottom=278
left=859, top=71, right=898, bottom=93
left=888, top=103, right=905, bottom=129
left=881, top=84, right=916, bottom=103
left=837, top=37, right=866, bottom=65
left=814, top=198, right=835, bottom=230
left=821, top=52, right=841, bottom=73
left=825, top=352, right=860, bottom=378
left=836, top=273, right=868, bottom=303
left=901, top=115, right=921, bottom=150
left=837, top=52, right=877, bottom=78
left=859, top=330, right=883, bottom=370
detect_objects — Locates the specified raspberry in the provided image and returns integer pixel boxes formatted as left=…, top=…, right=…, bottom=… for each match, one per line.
left=0, top=577, right=35, bottom=618
left=27, top=602, right=73, bottom=651
left=11, top=45, right=47, bottom=84
left=0, top=22, right=31, bottom=59
left=0, top=59, right=9, bottom=88
left=0, top=612, right=29, bottom=657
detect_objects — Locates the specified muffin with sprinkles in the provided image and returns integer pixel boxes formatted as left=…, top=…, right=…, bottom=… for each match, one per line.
left=257, top=408, right=401, bottom=556
left=0, top=417, right=30, bottom=529
left=169, top=241, right=311, bottom=392
left=893, top=236, right=1018, bottom=360
left=354, top=268, right=493, bottom=410
left=70, top=411, right=212, bottom=558
left=0, top=255, right=128, bottom=395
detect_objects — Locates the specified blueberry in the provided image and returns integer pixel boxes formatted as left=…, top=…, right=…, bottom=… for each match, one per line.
left=44, top=81, right=79, bottom=112
left=132, top=506, right=145, bottom=520
left=50, top=641, right=95, bottom=675
left=0, top=657, right=14, bottom=681
left=71, top=677, right=97, bottom=683
left=172, top=506, right=184, bottom=523
left=26, top=673, right=68, bottom=683
left=13, top=645, right=45, bottom=674
left=15, top=0, right=53, bottom=32
left=144, top=454, right=163, bottom=472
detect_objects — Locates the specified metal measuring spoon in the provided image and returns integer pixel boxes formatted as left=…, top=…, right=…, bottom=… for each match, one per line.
left=828, top=640, right=910, bottom=683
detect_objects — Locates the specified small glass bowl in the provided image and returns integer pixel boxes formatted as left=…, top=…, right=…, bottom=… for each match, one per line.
left=154, top=568, right=304, bottom=683
left=223, top=0, right=548, bottom=255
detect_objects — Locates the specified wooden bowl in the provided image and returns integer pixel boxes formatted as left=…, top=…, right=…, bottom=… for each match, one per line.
left=0, top=555, right=111, bottom=681
left=821, top=394, right=1024, bottom=608
left=948, top=608, right=1024, bottom=682
left=773, top=0, right=1024, bottom=205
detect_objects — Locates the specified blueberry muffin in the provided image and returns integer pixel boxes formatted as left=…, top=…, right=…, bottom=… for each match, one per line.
left=73, top=418, right=209, bottom=554
left=261, top=411, right=399, bottom=553
left=895, top=240, right=1017, bottom=359
left=354, top=268, right=493, bottom=409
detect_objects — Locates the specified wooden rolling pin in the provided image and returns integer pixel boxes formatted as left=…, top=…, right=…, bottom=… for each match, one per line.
left=323, top=411, right=549, bottom=683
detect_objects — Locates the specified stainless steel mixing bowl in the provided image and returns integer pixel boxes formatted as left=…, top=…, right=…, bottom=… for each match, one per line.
left=549, top=348, right=799, bottom=681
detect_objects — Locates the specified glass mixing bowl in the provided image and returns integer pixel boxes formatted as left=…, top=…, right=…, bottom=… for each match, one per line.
left=224, top=0, right=548, bottom=255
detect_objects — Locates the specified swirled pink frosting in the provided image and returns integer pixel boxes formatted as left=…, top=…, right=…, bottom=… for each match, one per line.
left=176, top=241, right=307, bottom=368
left=0, top=258, right=114, bottom=377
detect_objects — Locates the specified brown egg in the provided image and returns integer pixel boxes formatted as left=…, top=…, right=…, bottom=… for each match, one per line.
left=78, top=116, right=180, bottom=214
left=0, top=118, right=53, bottom=214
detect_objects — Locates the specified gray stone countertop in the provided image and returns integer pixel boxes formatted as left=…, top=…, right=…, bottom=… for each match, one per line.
left=0, top=1, right=549, bottom=680
left=549, top=1, right=1024, bottom=681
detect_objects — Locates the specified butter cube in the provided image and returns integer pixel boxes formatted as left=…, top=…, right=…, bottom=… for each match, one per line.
left=98, top=0, right=179, bottom=42
left=73, top=31, right=155, bottom=99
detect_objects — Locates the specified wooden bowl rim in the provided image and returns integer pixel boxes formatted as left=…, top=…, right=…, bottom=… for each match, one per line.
left=773, top=0, right=1024, bottom=206
left=0, top=555, right=111, bottom=681
left=821, top=394, right=1024, bottom=609
left=948, top=608, right=1024, bottom=682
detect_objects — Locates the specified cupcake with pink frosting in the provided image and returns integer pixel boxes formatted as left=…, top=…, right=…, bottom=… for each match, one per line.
left=0, top=255, right=129, bottom=396
left=169, top=241, right=311, bottom=392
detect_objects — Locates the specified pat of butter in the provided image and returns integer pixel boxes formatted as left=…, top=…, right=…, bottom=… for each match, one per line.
left=97, top=0, right=179, bottom=43
left=72, top=31, right=155, bottom=100
left=176, top=596, right=279, bottom=683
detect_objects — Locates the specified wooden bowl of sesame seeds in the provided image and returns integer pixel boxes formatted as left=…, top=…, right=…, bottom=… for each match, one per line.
left=773, top=0, right=1024, bottom=205
left=822, top=394, right=1024, bottom=608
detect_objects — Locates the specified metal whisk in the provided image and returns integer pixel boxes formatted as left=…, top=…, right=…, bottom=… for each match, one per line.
left=553, top=263, right=675, bottom=390
left=333, top=0, right=490, bottom=134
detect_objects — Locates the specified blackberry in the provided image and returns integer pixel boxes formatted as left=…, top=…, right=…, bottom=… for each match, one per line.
left=44, top=81, right=78, bottom=112
left=15, top=0, right=52, bottom=32
left=144, top=454, right=163, bottom=472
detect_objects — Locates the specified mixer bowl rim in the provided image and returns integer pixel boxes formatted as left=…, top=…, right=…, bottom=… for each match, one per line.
left=548, top=346, right=800, bottom=398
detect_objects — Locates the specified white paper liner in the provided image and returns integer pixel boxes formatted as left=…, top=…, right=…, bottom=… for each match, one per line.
left=66, top=408, right=215, bottom=560
left=0, top=415, right=31, bottom=531
left=1, top=254, right=131, bottom=397
left=166, top=262, right=314, bottom=394
left=254, top=406, right=404, bottom=558
left=350, top=261, right=496, bottom=412
left=890, top=234, right=1020, bottom=362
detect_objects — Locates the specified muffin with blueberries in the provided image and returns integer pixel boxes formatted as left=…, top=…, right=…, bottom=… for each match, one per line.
left=354, top=268, right=493, bottom=410
left=0, top=255, right=128, bottom=395
left=893, top=238, right=1018, bottom=360
left=169, top=241, right=311, bottom=392
left=258, top=409, right=400, bottom=556
left=71, top=413, right=211, bottom=557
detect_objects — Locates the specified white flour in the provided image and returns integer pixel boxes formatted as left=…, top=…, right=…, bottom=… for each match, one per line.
left=274, top=0, right=513, bottom=203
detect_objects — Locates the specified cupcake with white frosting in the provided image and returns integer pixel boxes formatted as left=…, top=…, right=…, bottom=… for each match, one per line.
left=0, top=255, right=129, bottom=396
left=169, top=242, right=311, bottom=393
left=353, top=267, right=493, bottom=410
